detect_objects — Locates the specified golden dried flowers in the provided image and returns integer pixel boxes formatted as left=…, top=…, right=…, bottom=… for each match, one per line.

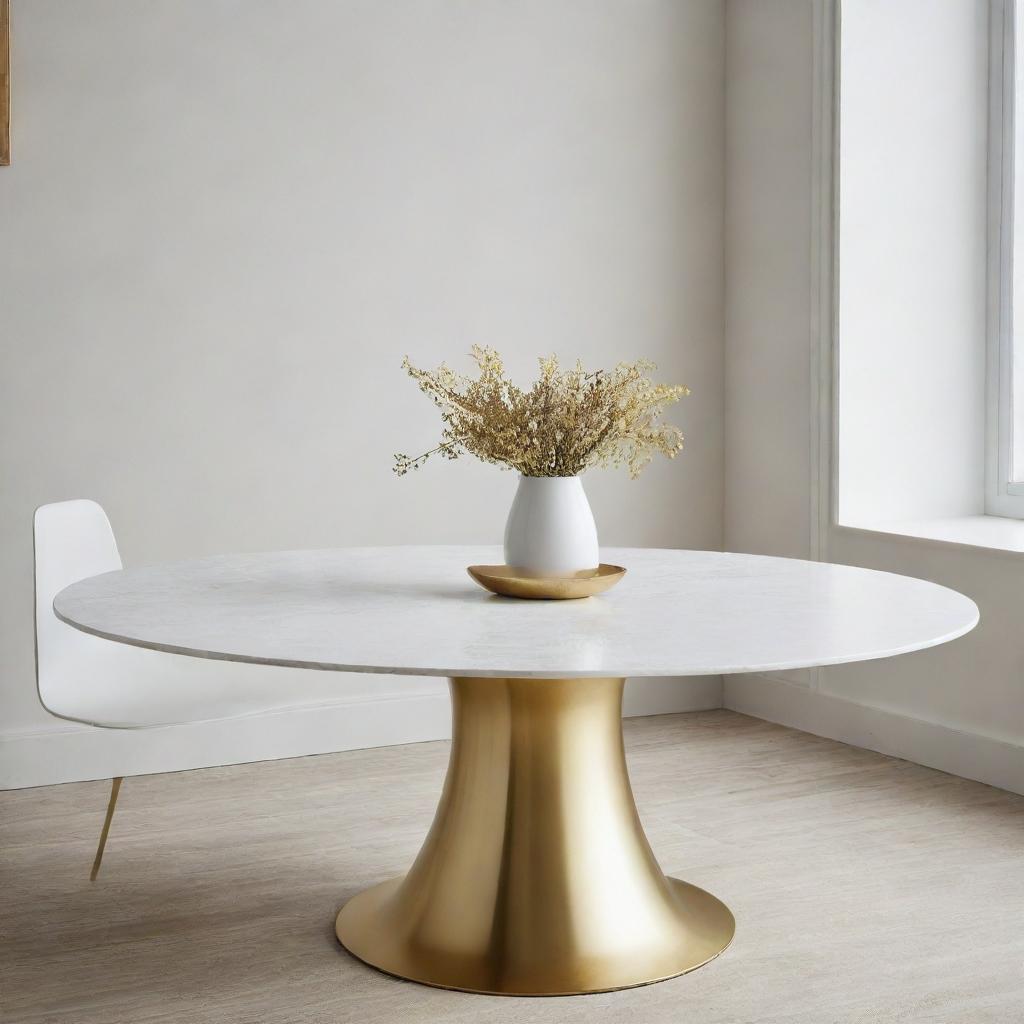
left=394, top=347, right=689, bottom=479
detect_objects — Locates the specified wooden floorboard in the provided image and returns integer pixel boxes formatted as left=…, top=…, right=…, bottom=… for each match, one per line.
left=1, top=710, right=1022, bottom=1023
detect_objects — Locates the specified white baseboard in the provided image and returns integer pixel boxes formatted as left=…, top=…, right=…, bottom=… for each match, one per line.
left=0, top=675, right=722, bottom=790
left=724, top=673, right=1024, bottom=796
left=9, top=671, right=1019, bottom=796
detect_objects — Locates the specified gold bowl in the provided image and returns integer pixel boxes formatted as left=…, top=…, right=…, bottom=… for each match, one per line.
left=466, top=563, right=626, bottom=600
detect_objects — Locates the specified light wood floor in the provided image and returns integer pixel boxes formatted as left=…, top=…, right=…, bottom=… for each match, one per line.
left=2, top=710, right=1022, bottom=1023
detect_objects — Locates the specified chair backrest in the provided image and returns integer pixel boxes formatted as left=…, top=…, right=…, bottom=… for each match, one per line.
left=33, top=500, right=123, bottom=719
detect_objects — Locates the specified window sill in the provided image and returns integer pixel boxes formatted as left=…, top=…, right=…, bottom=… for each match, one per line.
left=835, top=515, right=1024, bottom=555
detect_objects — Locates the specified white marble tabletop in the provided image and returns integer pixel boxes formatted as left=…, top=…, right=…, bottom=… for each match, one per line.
left=52, top=546, right=979, bottom=680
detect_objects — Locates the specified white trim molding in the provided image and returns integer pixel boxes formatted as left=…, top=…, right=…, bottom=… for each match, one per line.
left=0, top=676, right=722, bottom=790
left=725, top=673, right=1024, bottom=796
left=810, top=0, right=839, bottom=569
left=806, top=0, right=840, bottom=694
left=986, top=0, right=1024, bottom=516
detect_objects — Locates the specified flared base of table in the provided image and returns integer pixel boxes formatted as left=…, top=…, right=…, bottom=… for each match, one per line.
left=335, top=676, right=735, bottom=996
left=337, top=874, right=733, bottom=996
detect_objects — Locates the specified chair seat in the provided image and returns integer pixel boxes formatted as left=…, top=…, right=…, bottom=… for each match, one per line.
left=46, top=628, right=357, bottom=729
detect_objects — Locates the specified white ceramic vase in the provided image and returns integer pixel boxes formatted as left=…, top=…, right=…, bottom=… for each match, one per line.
left=503, top=475, right=599, bottom=576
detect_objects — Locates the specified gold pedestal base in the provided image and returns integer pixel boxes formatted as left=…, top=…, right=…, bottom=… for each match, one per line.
left=336, top=677, right=735, bottom=996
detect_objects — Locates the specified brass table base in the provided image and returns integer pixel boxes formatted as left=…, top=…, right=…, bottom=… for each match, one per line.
left=336, top=676, right=735, bottom=996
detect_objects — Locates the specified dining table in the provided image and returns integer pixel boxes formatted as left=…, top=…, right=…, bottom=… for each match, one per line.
left=53, top=545, right=979, bottom=996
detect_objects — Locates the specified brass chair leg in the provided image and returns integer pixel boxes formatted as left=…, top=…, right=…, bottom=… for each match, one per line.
left=90, top=777, right=123, bottom=881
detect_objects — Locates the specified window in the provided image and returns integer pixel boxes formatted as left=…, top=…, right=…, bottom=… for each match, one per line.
left=836, top=0, right=1024, bottom=549
left=837, top=0, right=987, bottom=531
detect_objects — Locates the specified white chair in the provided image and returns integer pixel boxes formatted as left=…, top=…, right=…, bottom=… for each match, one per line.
left=33, top=499, right=350, bottom=878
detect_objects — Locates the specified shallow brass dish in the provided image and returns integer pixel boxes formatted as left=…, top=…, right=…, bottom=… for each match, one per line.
left=466, top=563, right=626, bottom=600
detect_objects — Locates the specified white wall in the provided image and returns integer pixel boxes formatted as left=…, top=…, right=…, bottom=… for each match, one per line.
left=724, top=0, right=813, bottom=560
left=0, top=1, right=726, bottom=786
left=725, top=0, right=1024, bottom=795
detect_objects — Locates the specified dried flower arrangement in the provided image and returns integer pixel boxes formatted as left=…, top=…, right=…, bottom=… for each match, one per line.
left=394, top=346, right=689, bottom=479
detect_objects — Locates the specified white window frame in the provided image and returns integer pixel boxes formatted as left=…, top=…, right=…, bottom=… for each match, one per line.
left=987, top=0, right=1024, bottom=517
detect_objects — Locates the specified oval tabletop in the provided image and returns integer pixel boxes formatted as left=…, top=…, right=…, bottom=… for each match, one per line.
left=52, top=546, right=979, bottom=680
